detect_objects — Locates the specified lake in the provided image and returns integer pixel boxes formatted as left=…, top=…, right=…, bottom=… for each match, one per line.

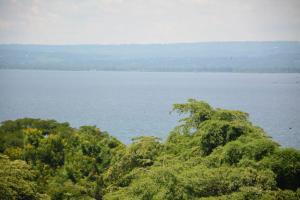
left=0, top=70, right=299, bottom=148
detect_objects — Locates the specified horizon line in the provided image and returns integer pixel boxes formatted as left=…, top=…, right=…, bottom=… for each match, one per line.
left=0, top=40, right=299, bottom=46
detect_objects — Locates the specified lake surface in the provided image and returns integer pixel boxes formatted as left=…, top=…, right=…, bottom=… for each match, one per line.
left=0, top=70, right=299, bottom=148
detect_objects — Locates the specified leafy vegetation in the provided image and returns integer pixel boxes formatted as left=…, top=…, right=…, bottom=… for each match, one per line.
left=0, top=99, right=299, bottom=199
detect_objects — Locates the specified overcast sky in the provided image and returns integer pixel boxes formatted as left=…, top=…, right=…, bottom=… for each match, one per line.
left=0, top=0, right=299, bottom=44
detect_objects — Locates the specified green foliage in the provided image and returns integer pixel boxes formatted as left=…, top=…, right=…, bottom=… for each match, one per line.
left=104, top=136, right=162, bottom=187
left=0, top=154, right=48, bottom=200
left=181, top=166, right=276, bottom=198
left=173, top=99, right=214, bottom=130
left=212, top=108, right=249, bottom=122
left=195, top=120, right=249, bottom=155
left=200, top=187, right=300, bottom=200
left=0, top=118, right=121, bottom=199
left=261, top=148, right=300, bottom=190
left=0, top=99, right=299, bottom=199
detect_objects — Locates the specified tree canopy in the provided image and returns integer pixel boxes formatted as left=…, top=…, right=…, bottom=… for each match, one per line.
left=0, top=99, right=299, bottom=199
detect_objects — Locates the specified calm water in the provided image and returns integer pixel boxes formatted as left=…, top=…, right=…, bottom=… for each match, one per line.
left=0, top=70, right=299, bottom=148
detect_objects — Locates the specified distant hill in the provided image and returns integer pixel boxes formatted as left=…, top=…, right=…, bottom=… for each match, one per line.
left=0, top=42, right=300, bottom=72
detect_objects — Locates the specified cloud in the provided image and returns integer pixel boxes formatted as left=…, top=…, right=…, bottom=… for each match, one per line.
left=0, top=0, right=299, bottom=44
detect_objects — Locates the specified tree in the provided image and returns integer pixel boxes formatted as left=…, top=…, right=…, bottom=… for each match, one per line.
left=0, top=154, right=48, bottom=200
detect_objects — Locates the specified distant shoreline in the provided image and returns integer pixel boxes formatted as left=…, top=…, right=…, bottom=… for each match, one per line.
left=1, top=40, right=299, bottom=46
left=1, top=41, right=299, bottom=73
left=1, top=68, right=300, bottom=74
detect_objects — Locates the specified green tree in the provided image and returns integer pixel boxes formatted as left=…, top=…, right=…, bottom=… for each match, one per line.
left=0, top=154, right=48, bottom=200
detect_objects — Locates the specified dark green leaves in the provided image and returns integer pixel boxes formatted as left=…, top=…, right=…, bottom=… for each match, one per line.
left=0, top=100, right=299, bottom=199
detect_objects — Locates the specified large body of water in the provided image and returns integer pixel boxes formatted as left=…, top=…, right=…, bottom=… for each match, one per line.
left=0, top=70, right=299, bottom=148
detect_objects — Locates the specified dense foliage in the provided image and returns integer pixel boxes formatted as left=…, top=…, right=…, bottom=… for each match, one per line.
left=0, top=99, right=299, bottom=199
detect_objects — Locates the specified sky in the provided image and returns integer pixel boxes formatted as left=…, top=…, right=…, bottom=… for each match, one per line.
left=0, top=0, right=299, bottom=44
